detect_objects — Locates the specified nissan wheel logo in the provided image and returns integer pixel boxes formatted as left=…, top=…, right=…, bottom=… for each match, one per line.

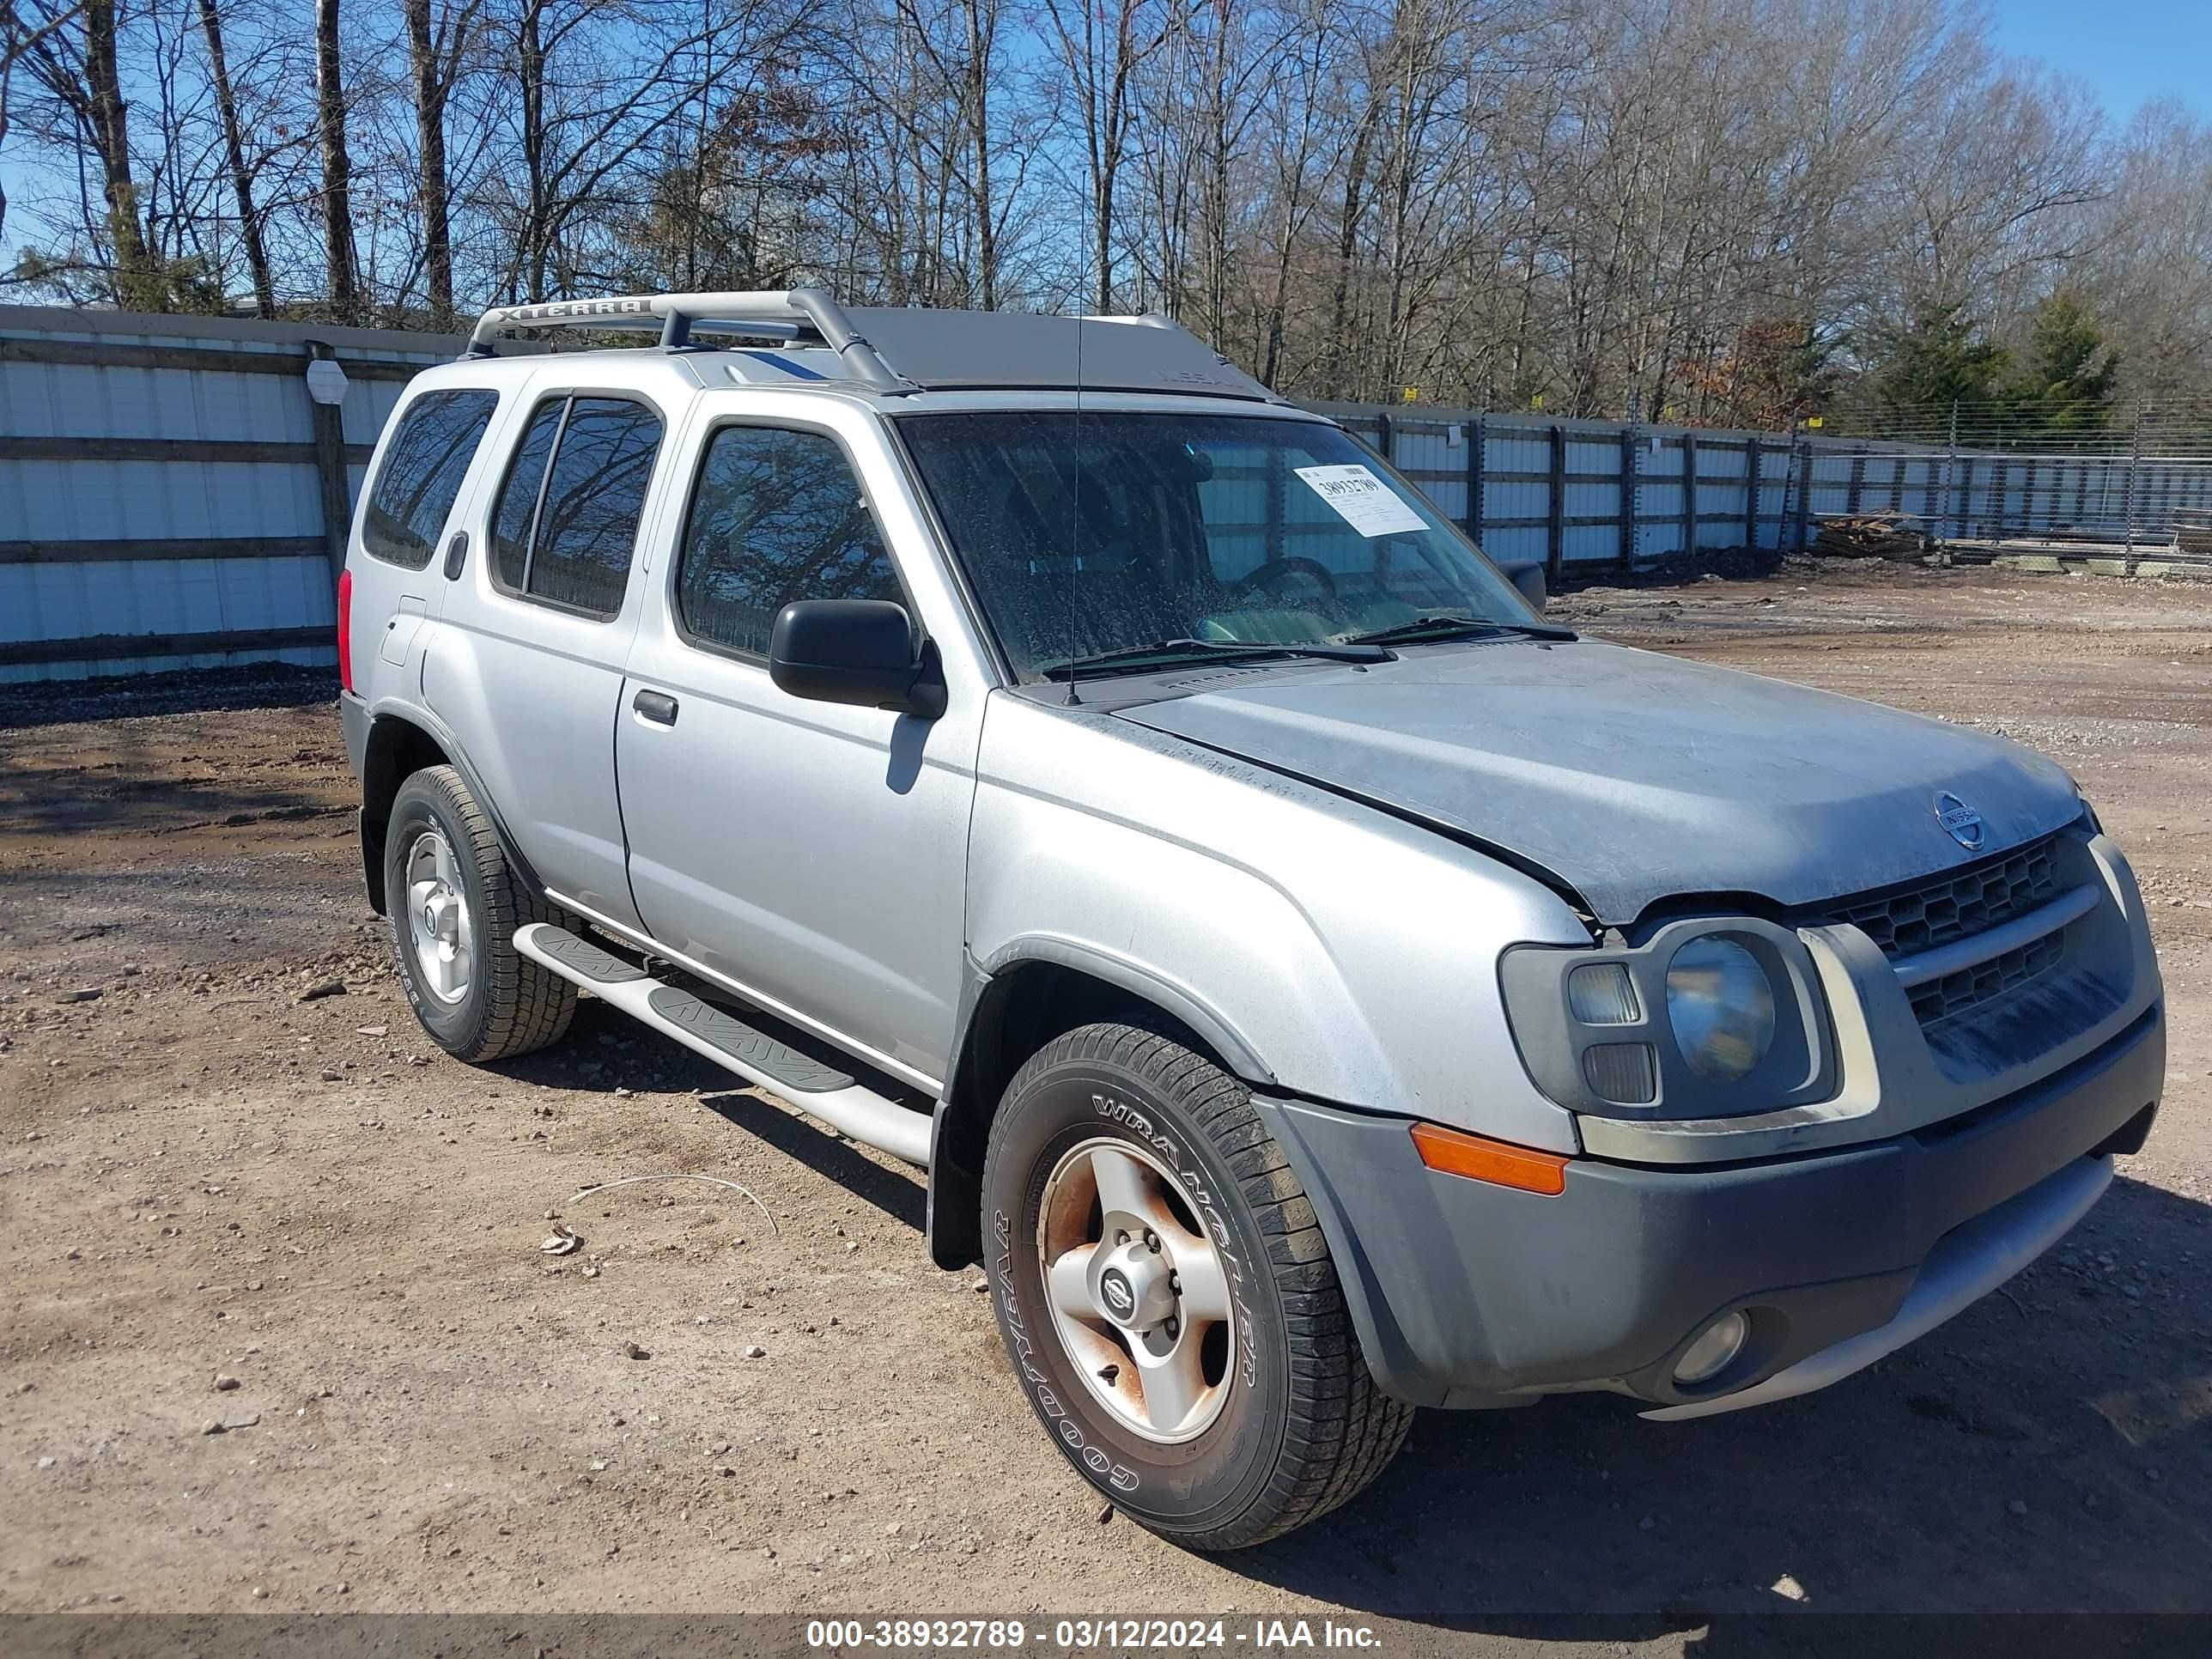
left=1100, top=1270, right=1135, bottom=1317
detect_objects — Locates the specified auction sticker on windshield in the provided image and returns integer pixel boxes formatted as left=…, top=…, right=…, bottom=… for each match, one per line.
left=1294, top=463, right=1427, bottom=538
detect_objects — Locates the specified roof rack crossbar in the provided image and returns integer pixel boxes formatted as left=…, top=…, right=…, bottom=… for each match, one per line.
left=464, top=289, right=912, bottom=392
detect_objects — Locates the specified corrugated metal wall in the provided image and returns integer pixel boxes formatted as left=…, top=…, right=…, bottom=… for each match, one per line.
left=11, top=306, right=2201, bottom=684
left=0, top=307, right=457, bottom=684
left=1316, top=406, right=1813, bottom=575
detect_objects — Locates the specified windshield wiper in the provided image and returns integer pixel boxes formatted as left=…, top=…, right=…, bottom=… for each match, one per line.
left=1335, top=614, right=1577, bottom=647
left=1037, top=636, right=1393, bottom=681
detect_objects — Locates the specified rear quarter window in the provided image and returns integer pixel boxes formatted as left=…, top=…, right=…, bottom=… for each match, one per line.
left=361, top=389, right=500, bottom=570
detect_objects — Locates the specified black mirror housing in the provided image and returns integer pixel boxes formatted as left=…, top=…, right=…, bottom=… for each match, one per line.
left=769, top=599, right=945, bottom=719
left=1500, top=559, right=1547, bottom=611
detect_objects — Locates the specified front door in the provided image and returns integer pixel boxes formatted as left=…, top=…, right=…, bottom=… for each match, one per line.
left=616, top=406, right=985, bottom=1087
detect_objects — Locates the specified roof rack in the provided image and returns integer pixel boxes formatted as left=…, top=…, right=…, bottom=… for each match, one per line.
left=464, top=289, right=1281, bottom=404
left=464, top=288, right=911, bottom=392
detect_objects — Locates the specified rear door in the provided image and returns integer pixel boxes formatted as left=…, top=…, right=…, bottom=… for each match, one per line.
left=422, top=380, right=673, bottom=928
left=615, top=401, right=988, bottom=1086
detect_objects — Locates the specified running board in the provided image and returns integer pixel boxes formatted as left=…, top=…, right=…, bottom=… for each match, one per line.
left=514, top=922, right=931, bottom=1167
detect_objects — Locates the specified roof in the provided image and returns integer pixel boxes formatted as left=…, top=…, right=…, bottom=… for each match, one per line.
left=463, top=289, right=1280, bottom=404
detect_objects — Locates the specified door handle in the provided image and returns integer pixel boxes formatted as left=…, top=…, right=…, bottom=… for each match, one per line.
left=442, top=531, right=470, bottom=580
left=633, top=689, right=679, bottom=726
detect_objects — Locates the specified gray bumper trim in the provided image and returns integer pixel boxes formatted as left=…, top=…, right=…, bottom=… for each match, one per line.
left=1640, top=1152, right=2112, bottom=1420
left=1256, top=1000, right=2160, bottom=1409
left=340, top=689, right=370, bottom=779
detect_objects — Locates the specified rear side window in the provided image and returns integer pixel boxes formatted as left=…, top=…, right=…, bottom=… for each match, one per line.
left=362, top=389, right=498, bottom=569
left=490, top=401, right=563, bottom=592
left=487, top=394, right=662, bottom=618
left=675, top=424, right=905, bottom=658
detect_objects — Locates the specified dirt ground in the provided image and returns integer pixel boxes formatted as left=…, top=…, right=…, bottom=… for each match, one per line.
left=3, top=558, right=2209, bottom=1643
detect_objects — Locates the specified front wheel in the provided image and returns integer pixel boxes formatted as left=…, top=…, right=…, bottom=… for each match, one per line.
left=981, top=1022, right=1412, bottom=1549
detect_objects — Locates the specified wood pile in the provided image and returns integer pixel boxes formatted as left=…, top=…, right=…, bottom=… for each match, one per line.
left=1810, top=514, right=1923, bottom=560
left=2175, top=507, right=2212, bottom=559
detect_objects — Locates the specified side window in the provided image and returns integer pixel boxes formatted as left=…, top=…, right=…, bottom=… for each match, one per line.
left=485, top=394, right=662, bottom=618
left=675, top=425, right=906, bottom=658
left=362, top=389, right=498, bottom=569
left=489, top=400, right=563, bottom=592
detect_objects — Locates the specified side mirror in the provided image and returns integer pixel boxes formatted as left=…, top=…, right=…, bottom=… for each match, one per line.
left=769, top=599, right=945, bottom=720
left=1500, top=559, right=1547, bottom=611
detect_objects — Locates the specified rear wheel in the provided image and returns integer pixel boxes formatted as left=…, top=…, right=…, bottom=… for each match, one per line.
left=981, top=1021, right=1412, bottom=1550
left=385, top=765, right=574, bottom=1062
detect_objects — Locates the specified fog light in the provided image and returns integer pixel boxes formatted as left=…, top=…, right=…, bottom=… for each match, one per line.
left=1674, top=1310, right=1748, bottom=1386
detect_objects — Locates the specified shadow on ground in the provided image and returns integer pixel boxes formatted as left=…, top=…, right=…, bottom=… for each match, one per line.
left=1229, top=1170, right=2209, bottom=1623
left=0, top=664, right=337, bottom=732
left=495, top=1000, right=2209, bottom=1622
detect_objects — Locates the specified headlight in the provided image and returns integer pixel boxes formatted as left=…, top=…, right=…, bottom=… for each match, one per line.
left=1498, top=917, right=1832, bottom=1121
left=1664, top=934, right=1776, bottom=1083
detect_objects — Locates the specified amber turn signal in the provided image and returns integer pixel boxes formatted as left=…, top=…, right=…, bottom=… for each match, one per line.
left=1409, top=1121, right=1570, bottom=1196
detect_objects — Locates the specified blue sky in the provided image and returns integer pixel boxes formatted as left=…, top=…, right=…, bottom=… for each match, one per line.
left=1989, top=0, right=2212, bottom=123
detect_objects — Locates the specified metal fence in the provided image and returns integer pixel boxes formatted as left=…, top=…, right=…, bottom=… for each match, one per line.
left=7, top=304, right=2212, bottom=684
left=1322, top=404, right=2212, bottom=575
left=1812, top=398, right=2212, bottom=553
left=1316, top=405, right=1801, bottom=574
left=0, top=307, right=459, bottom=684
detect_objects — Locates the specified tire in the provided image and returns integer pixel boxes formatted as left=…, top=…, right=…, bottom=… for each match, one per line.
left=981, top=1021, right=1412, bottom=1550
left=384, top=765, right=575, bottom=1063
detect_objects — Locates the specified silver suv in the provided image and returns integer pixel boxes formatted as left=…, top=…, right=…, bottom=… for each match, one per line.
left=339, top=290, right=2165, bottom=1549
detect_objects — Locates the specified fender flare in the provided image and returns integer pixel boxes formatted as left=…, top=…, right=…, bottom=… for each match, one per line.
left=973, top=936, right=1276, bottom=1085
left=360, top=698, right=546, bottom=913
left=924, top=937, right=1278, bottom=1268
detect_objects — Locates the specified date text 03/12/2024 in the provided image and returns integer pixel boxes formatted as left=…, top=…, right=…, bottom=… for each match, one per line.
left=803, top=1619, right=1383, bottom=1650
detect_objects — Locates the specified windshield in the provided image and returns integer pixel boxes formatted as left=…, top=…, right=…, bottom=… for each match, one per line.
left=896, top=410, right=1534, bottom=682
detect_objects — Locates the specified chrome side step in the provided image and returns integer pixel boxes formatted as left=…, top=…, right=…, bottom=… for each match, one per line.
left=514, top=922, right=931, bottom=1167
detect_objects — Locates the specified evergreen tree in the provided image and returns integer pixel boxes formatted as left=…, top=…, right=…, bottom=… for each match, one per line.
left=2003, top=289, right=2120, bottom=432
left=1870, top=301, right=2008, bottom=416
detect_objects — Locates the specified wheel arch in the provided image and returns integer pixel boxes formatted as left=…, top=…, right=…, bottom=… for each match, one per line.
left=360, top=709, right=542, bottom=915
left=925, top=941, right=1273, bottom=1270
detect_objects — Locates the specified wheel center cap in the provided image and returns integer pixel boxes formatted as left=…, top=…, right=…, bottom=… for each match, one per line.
left=1090, top=1239, right=1176, bottom=1331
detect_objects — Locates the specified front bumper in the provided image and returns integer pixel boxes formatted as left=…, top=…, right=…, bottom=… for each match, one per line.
left=1256, top=1000, right=2163, bottom=1413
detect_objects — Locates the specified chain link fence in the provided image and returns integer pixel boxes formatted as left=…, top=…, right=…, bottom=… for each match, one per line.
left=1807, top=398, right=2212, bottom=559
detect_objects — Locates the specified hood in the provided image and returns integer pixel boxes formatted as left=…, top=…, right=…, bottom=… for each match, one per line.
left=1114, top=639, right=2082, bottom=924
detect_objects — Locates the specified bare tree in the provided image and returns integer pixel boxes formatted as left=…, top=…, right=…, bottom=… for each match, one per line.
left=1043, top=0, right=1176, bottom=310
left=19, top=0, right=170, bottom=305
left=403, top=0, right=471, bottom=326
left=315, top=0, right=360, bottom=319
left=195, top=0, right=275, bottom=315
left=0, top=1, right=90, bottom=241
left=5, top=0, right=2209, bottom=419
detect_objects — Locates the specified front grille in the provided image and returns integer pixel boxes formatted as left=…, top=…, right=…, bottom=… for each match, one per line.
left=1908, top=930, right=2065, bottom=1025
left=1826, top=835, right=2061, bottom=959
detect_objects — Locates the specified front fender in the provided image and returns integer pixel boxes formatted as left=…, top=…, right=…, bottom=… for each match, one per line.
left=963, top=694, right=1589, bottom=1146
